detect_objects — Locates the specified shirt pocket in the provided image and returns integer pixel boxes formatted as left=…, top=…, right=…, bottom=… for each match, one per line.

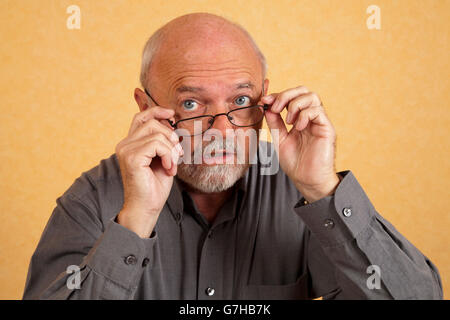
left=242, top=273, right=309, bottom=300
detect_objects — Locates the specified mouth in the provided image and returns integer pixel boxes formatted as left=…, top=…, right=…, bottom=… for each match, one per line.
left=203, top=149, right=236, bottom=164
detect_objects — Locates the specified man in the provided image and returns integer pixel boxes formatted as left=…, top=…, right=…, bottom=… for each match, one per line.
left=23, top=13, right=442, bottom=299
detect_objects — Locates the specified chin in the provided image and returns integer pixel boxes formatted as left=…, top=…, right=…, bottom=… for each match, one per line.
left=177, top=163, right=249, bottom=193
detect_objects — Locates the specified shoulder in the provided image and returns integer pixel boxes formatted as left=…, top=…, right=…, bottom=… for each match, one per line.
left=63, top=154, right=121, bottom=198
left=58, top=153, right=123, bottom=223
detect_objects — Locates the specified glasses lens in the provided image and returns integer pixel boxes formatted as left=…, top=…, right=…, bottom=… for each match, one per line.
left=176, top=116, right=214, bottom=136
left=228, top=105, right=265, bottom=127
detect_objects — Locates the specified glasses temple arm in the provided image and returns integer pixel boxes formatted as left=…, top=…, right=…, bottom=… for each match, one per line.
left=144, top=88, right=177, bottom=128
left=144, top=88, right=159, bottom=105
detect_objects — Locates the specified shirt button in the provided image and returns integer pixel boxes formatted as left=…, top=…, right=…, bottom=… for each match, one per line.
left=324, top=219, right=335, bottom=229
left=142, top=258, right=150, bottom=267
left=205, top=287, right=215, bottom=296
left=124, top=254, right=137, bottom=265
left=342, top=207, right=352, bottom=217
left=207, top=231, right=213, bottom=238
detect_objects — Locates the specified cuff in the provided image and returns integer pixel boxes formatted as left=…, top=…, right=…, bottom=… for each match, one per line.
left=294, top=170, right=375, bottom=247
left=83, top=217, right=157, bottom=290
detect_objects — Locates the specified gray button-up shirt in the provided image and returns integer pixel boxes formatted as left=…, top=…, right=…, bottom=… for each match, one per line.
left=23, top=142, right=442, bottom=299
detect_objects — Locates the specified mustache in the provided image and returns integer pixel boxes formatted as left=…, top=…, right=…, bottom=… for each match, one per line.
left=193, top=138, right=238, bottom=156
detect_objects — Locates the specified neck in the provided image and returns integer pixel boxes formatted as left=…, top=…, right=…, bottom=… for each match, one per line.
left=180, top=181, right=234, bottom=224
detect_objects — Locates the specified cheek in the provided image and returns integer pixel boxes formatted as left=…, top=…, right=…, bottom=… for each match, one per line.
left=189, top=135, right=204, bottom=153
left=178, top=136, right=198, bottom=162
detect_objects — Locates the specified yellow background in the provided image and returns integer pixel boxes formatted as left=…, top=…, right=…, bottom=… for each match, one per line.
left=0, top=0, right=449, bottom=299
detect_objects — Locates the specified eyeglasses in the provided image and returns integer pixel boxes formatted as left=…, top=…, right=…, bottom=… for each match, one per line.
left=144, top=88, right=269, bottom=137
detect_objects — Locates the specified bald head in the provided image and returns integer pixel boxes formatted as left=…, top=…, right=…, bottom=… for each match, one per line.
left=139, top=13, right=266, bottom=89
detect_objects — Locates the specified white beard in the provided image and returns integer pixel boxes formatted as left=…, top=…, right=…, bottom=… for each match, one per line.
left=177, top=163, right=249, bottom=193
left=176, top=132, right=253, bottom=193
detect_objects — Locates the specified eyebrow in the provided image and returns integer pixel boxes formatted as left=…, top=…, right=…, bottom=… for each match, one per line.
left=176, top=86, right=204, bottom=93
left=235, top=82, right=255, bottom=90
left=175, top=82, right=256, bottom=94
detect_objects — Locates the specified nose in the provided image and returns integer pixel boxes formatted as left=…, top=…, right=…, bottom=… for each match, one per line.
left=211, top=113, right=233, bottom=130
left=209, top=103, right=234, bottom=133
left=205, top=113, right=236, bottom=148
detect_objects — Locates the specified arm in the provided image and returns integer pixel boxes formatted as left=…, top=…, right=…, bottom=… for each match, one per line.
left=24, top=104, right=183, bottom=299
left=262, top=86, right=442, bottom=299
left=295, top=170, right=443, bottom=299
left=23, top=193, right=157, bottom=300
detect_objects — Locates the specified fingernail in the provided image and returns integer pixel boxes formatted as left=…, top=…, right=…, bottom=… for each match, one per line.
left=286, top=112, right=293, bottom=124
left=262, top=95, right=272, bottom=102
left=176, top=143, right=184, bottom=156
left=271, top=102, right=278, bottom=112
left=172, top=152, right=179, bottom=167
left=171, top=132, right=179, bottom=144
left=296, top=119, right=305, bottom=131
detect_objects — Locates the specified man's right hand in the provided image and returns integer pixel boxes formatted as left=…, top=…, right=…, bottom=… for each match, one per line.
left=115, top=106, right=183, bottom=238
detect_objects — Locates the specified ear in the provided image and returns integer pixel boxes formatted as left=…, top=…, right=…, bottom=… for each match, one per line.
left=263, top=78, right=269, bottom=96
left=134, top=88, right=149, bottom=112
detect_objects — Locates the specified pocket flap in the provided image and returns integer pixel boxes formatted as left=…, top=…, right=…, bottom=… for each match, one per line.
left=242, top=273, right=309, bottom=300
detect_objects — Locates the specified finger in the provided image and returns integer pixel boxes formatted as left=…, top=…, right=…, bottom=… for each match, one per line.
left=271, top=86, right=310, bottom=113
left=147, top=140, right=176, bottom=174
left=260, top=93, right=277, bottom=105
left=128, top=106, right=175, bottom=136
left=134, top=139, right=178, bottom=175
left=294, top=106, right=329, bottom=131
left=264, top=110, right=288, bottom=142
left=122, top=132, right=183, bottom=167
left=131, top=118, right=180, bottom=146
left=141, top=132, right=183, bottom=159
left=286, top=92, right=322, bottom=125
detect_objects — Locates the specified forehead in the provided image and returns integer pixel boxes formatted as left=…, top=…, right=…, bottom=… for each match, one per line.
left=148, top=22, right=263, bottom=94
left=176, top=81, right=256, bottom=93
left=151, top=52, right=262, bottom=95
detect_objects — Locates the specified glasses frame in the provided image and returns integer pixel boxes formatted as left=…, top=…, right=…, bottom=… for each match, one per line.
left=144, top=88, right=269, bottom=136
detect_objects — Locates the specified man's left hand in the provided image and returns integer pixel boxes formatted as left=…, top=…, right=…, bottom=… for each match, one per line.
left=262, top=86, right=340, bottom=203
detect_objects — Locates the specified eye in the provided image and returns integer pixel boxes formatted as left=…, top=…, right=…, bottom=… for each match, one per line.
left=182, top=100, right=198, bottom=111
left=234, top=96, right=251, bottom=107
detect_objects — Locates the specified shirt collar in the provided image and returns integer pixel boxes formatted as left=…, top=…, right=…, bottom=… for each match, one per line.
left=166, top=166, right=251, bottom=223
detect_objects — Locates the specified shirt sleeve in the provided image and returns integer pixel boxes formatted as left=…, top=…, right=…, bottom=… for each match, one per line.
left=22, top=193, right=157, bottom=300
left=294, top=170, right=443, bottom=299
